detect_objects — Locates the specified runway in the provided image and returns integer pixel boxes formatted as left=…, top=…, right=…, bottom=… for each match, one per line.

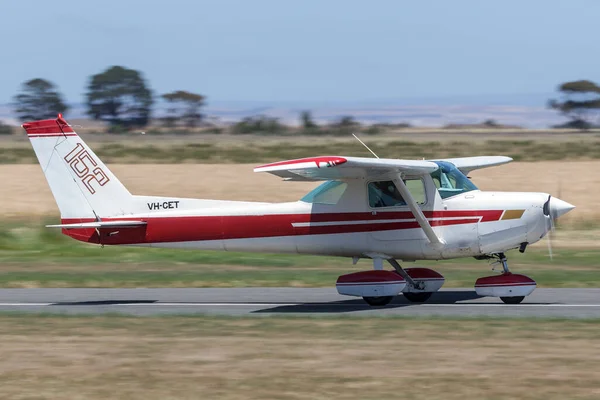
left=0, top=288, right=599, bottom=317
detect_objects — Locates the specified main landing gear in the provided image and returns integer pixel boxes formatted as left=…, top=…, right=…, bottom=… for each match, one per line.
left=387, top=259, right=436, bottom=303
left=474, top=253, right=537, bottom=304
left=335, top=258, right=445, bottom=306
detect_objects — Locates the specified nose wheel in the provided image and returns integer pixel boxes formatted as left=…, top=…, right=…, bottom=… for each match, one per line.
left=475, top=253, right=536, bottom=304
left=497, top=255, right=525, bottom=304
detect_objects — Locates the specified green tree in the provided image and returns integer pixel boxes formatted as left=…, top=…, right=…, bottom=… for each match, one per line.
left=321, top=115, right=360, bottom=136
left=300, top=110, right=317, bottom=129
left=161, top=90, right=205, bottom=128
left=0, top=121, right=13, bottom=135
left=336, top=115, right=359, bottom=127
left=548, top=80, right=600, bottom=129
left=13, top=78, right=68, bottom=122
left=232, top=115, right=287, bottom=134
left=86, top=66, right=153, bottom=128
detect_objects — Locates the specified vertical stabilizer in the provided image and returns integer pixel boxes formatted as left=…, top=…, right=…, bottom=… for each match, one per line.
left=23, top=115, right=133, bottom=218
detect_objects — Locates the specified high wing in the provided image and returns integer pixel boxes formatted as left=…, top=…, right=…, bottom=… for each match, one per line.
left=433, top=156, right=512, bottom=175
left=254, top=156, right=439, bottom=181
left=255, top=156, right=444, bottom=246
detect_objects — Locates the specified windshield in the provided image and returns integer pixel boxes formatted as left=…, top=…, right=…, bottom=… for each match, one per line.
left=301, top=181, right=348, bottom=204
left=430, top=161, right=478, bottom=199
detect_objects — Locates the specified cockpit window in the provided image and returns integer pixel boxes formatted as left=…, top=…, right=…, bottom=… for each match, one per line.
left=301, top=180, right=348, bottom=204
left=368, top=179, right=426, bottom=208
left=431, top=161, right=479, bottom=199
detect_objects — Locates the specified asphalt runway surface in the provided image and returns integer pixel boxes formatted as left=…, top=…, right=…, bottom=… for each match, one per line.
left=0, top=288, right=599, bottom=317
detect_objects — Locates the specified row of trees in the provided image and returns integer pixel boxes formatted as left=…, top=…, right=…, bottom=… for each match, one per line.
left=10, top=68, right=600, bottom=131
left=11, top=66, right=372, bottom=135
left=231, top=113, right=368, bottom=136
left=13, top=66, right=205, bottom=128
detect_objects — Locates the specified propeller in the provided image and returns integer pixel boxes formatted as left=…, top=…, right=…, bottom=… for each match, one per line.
left=542, top=195, right=556, bottom=261
left=542, top=193, right=576, bottom=261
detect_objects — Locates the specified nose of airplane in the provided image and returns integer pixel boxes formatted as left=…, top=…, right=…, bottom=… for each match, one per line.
left=549, top=197, right=576, bottom=219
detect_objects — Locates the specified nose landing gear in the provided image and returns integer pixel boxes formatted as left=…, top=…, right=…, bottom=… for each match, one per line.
left=475, top=253, right=537, bottom=304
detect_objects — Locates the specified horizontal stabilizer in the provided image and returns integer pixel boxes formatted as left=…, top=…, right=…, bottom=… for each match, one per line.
left=46, top=221, right=147, bottom=229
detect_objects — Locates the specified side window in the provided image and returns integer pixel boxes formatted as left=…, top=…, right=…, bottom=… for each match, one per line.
left=405, top=178, right=426, bottom=205
left=368, top=179, right=426, bottom=208
left=369, top=181, right=403, bottom=208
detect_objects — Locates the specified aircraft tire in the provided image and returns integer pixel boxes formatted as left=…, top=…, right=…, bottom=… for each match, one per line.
left=403, top=292, right=433, bottom=303
left=500, top=296, right=525, bottom=304
left=362, top=296, right=394, bottom=306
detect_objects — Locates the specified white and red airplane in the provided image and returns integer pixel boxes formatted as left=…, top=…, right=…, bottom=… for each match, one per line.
left=23, top=115, right=575, bottom=306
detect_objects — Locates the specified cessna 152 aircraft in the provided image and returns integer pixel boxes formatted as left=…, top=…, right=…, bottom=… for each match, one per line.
left=23, top=115, right=575, bottom=306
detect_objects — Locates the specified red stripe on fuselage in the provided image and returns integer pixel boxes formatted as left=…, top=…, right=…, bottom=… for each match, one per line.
left=60, top=210, right=503, bottom=245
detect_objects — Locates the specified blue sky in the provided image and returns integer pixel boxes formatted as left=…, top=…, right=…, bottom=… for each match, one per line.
left=1, top=0, right=598, bottom=105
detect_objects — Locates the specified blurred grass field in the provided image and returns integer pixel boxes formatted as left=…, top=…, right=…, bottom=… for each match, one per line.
left=0, top=220, right=598, bottom=288
left=1, top=314, right=599, bottom=400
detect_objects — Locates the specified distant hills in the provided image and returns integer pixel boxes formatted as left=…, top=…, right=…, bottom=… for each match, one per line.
left=0, top=94, right=565, bottom=128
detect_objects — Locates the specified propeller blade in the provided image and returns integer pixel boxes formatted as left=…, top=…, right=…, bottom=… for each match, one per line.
left=543, top=195, right=551, bottom=216
left=546, top=219, right=554, bottom=261
left=544, top=195, right=556, bottom=261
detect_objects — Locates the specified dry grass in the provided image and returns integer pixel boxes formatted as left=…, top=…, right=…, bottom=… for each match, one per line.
left=3, top=132, right=600, bottom=165
left=0, top=315, right=599, bottom=400
left=1, top=161, right=595, bottom=223
left=1, top=164, right=316, bottom=217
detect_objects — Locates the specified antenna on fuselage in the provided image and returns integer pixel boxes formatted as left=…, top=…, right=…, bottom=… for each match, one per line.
left=352, top=133, right=379, bottom=159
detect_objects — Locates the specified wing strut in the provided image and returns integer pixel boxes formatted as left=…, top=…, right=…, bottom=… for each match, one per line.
left=393, top=176, right=445, bottom=247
